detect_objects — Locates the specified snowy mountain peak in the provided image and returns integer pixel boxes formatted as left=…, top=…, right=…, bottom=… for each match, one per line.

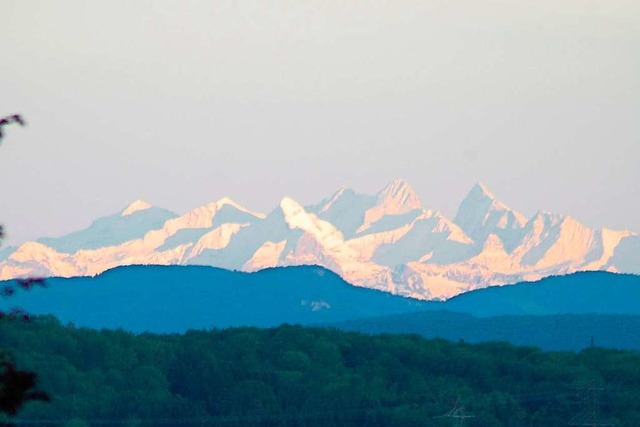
left=356, top=180, right=422, bottom=233
left=473, top=182, right=496, bottom=199
left=319, top=187, right=356, bottom=214
left=2, top=183, right=638, bottom=301
left=280, top=196, right=304, bottom=216
left=378, top=179, right=421, bottom=209
left=202, top=197, right=266, bottom=219
left=121, top=200, right=153, bottom=217
left=214, top=196, right=235, bottom=207
left=308, top=187, right=377, bottom=238
left=279, top=197, right=342, bottom=244
left=454, top=183, right=527, bottom=243
left=155, top=198, right=264, bottom=240
left=279, top=196, right=315, bottom=230
left=467, top=182, right=506, bottom=208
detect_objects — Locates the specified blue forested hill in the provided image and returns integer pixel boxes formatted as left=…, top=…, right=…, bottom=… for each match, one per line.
left=442, top=271, right=640, bottom=317
left=0, top=265, right=430, bottom=333
left=2, top=267, right=639, bottom=335
left=329, top=311, right=640, bottom=352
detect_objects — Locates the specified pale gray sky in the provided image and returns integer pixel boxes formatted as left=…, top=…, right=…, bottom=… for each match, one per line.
left=1, top=0, right=639, bottom=246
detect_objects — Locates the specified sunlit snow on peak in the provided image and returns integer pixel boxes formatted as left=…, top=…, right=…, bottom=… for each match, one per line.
left=121, top=200, right=153, bottom=217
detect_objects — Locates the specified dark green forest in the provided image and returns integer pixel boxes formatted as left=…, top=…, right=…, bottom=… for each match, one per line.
left=2, top=317, right=640, bottom=426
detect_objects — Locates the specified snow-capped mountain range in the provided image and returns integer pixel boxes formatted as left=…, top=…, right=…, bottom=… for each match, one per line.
left=1, top=180, right=638, bottom=300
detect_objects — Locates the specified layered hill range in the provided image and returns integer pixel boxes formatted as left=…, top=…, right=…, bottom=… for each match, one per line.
left=1, top=180, right=638, bottom=299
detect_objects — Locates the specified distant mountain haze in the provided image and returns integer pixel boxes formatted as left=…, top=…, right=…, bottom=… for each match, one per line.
left=1, top=180, right=637, bottom=300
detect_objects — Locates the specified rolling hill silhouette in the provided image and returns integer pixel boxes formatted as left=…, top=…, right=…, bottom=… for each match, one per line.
left=0, top=265, right=429, bottom=333
left=2, top=266, right=639, bottom=338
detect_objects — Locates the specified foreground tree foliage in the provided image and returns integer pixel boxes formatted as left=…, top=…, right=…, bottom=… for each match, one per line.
left=1, top=235, right=50, bottom=424
left=1, top=317, right=639, bottom=426
left=0, top=356, right=49, bottom=423
left=1, top=118, right=49, bottom=425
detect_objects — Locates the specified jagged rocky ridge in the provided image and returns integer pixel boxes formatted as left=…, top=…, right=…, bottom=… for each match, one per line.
left=1, top=180, right=638, bottom=299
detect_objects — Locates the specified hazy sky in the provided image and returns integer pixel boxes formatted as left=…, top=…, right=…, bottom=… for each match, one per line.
left=1, top=1, right=638, bottom=247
